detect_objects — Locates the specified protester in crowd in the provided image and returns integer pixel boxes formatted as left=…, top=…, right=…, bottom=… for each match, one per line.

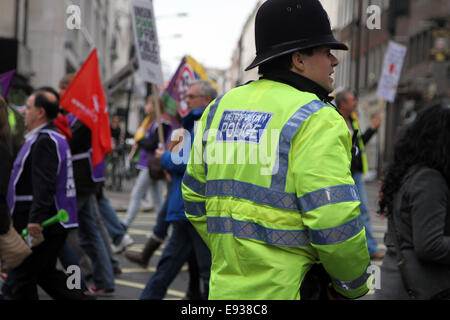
left=124, top=96, right=177, bottom=262
left=335, top=89, right=385, bottom=260
left=3, top=89, right=85, bottom=299
left=121, top=96, right=173, bottom=230
left=375, top=103, right=450, bottom=300
left=110, top=114, right=122, bottom=149
left=27, top=86, right=94, bottom=298
left=96, top=185, right=134, bottom=254
left=125, top=120, right=201, bottom=299
left=58, top=73, right=115, bottom=296
left=139, top=80, right=216, bottom=300
left=182, top=0, right=370, bottom=300
left=0, top=96, right=32, bottom=283
left=0, top=96, right=12, bottom=236
left=7, top=100, right=25, bottom=159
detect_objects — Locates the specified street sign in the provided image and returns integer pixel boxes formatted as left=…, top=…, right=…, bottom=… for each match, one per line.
left=376, top=41, right=407, bottom=103
left=130, top=0, right=164, bottom=85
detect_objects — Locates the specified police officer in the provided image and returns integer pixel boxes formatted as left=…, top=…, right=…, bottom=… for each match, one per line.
left=182, top=0, right=370, bottom=300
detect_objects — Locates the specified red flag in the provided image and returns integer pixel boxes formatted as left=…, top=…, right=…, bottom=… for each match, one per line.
left=60, top=49, right=112, bottom=166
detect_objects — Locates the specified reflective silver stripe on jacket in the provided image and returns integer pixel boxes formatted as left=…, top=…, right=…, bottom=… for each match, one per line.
left=270, top=100, right=330, bottom=192
left=15, top=195, right=33, bottom=202
left=330, top=263, right=371, bottom=291
left=298, top=184, right=360, bottom=213
left=309, top=216, right=363, bottom=245
left=206, top=216, right=311, bottom=247
left=71, top=152, right=90, bottom=161
left=202, top=95, right=225, bottom=176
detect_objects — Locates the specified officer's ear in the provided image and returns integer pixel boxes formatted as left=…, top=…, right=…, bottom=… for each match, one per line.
left=291, top=51, right=306, bottom=74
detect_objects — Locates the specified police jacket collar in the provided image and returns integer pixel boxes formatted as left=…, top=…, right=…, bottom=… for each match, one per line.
left=261, top=70, right=334, bottom=104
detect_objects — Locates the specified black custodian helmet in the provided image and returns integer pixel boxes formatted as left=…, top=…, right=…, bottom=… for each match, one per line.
left=245, top=0, right=348, bottom=71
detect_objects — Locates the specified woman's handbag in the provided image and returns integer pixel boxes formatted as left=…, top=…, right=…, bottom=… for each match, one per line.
left=0, top=220, right=32, bottom=272
left=147, top=156, right=165, bottom=180
left=148, top=130, right=185, bottom=181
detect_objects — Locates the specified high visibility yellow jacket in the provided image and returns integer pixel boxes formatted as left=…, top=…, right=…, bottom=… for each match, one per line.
left=349, top=112, right=369, bottom=174
left=182, top=79, right=370, bottom=300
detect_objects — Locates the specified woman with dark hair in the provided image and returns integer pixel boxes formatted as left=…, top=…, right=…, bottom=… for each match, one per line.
left=375, top=103, right=450, bottom=300
left=0, top=96, right=13, bottom=235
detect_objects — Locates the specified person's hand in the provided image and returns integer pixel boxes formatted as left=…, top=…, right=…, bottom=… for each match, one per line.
left=27, top=223, right=43, bottom=238
left=370, top=113, right=382, bottom=130
left=128, top=144, right=138, bottom=160
left=155, top=148, right=165, bottom=160
left=327, top=285, right=349, bottom=300
left=27, top=223, right=44, bottom=247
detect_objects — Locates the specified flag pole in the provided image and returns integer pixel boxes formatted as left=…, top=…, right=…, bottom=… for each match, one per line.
left=376, top=98, right=386, bottom=180
left=152, top=83, right=165, bottom=150
left=377, top=98, right=386, bottom=115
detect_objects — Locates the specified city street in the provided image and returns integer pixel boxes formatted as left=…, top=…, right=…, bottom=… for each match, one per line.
left=1, top=0, right=448, bottom=307
left=0, top=179, right=386, bottom=301
left=100, top=188, right=191, bottom=300
left=101, top=179, right=387, bottom=300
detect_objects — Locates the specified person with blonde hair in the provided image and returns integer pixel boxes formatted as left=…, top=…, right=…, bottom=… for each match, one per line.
left=121, top=96, right=175, bottom=232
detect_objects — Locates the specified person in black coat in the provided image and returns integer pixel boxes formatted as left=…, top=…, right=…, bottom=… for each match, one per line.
left=3, top=89, right=85, bottom=299
left=58, top=73, right=115, bottom=295
left=375, top=103, right=450, bottom=300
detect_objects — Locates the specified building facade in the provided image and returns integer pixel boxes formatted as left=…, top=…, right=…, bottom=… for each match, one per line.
left=225, top=0, right=449, bottom=178
left=322, top=0, right=449, bottom=175
left=0, top=0, right=142, bottom=135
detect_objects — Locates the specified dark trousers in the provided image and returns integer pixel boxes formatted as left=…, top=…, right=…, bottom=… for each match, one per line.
left=140, top=220, right=211, bottom=300
left=6, top=225, right=84, bottom=300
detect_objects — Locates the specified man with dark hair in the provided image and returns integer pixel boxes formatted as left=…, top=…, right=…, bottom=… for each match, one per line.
left=4, top=89, right=84, bottom=299
left=182, top=0, right=371, bottom=300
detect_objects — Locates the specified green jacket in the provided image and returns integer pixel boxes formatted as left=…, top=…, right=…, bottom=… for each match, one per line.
left=182, top=79, right=370, bottom=300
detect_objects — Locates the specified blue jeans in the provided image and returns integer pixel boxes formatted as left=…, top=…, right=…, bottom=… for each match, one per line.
left=122, top=168, right=164, bottom=228
left=97, top=196, right=126, bottom=246
left=152, top=191, right=170, bottom=242
left=353, top=172, right=379, bottom=256
left=76, top=194, right=115, bottom=290
left=140, top=220, right=211, bottom=300
left=58, top=239, right=89, bottom=292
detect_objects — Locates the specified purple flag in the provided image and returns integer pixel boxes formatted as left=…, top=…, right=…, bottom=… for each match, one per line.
left=0, top=70, right=16, bottom=99
left=161, top=56, right=218, bottom=117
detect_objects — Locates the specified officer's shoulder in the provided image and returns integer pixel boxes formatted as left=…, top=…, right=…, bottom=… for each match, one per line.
left=305, top=100, right=345, bottom=122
